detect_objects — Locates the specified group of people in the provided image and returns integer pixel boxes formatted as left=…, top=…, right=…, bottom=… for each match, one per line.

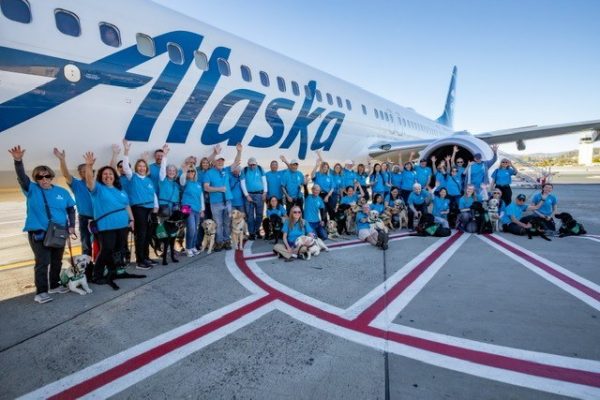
left=9, top=142, right=560, bottom=304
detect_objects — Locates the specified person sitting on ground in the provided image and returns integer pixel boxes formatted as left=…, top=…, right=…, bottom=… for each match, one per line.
left=263, top=196, right=286, bottom=240
left=356, top=204, right=387, bottom=249
left=432, top=187, right=450, bottom=229
left=340, top=185, right=364, bottom=206
left=371, top=193, right=385, bottom=214
left=273, top=205, right=314, bottom=262
left=407, top=183, right=431, bottom=230
left=304, top=184, right=328, bottom=240
left=501, top=193, right=545, bottom=235
left=457, top=184, right=481, bottom=230
left=528, top=183, right=558, bottom=232
left=9, top=145, right=76, bottom=304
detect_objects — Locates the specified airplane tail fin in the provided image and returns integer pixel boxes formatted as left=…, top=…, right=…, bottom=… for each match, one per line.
left=436, top=66, right=457, bottom=129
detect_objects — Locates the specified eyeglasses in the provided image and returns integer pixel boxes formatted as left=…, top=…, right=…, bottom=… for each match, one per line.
left=35, top=174, right=52, bottom=180
left=501, top=161, right=509, bottom=164
left=292, top=211, right=301, bottom=214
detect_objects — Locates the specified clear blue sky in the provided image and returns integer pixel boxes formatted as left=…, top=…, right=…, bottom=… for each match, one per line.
left=155, top=0, right=600, bottom=154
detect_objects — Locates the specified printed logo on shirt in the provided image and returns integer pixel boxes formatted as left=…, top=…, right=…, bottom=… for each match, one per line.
left=56, top=194, right=64, bottom=200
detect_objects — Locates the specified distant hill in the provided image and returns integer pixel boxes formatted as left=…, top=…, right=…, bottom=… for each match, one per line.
left=507, top=148, right=600, bottom=166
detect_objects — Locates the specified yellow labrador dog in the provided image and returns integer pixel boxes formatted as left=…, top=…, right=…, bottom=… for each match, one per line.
left=230, top=209, right=248, bottom=250
left=295, top=235, right=329, bottom=260
left=199, top=219, right=217, bottom=254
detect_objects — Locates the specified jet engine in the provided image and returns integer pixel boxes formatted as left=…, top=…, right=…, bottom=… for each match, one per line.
left=418, top=132, right=494, bottom=165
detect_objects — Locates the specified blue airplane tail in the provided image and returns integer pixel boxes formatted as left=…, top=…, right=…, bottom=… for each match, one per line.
left=436, top=66, right=457, bottom=129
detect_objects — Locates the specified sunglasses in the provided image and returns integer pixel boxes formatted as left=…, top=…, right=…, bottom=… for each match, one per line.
left=187, top=170, right=196, bottom=173
left=35, top=174, right=52, bottom=180
left=292, top=210, right=302, bottom=214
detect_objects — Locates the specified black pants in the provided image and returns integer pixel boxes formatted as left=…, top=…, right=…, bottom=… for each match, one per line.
left=521, top=215, right=556, bottom=231
left=132, top=206, right=152, bottom=262
left=496, top=185, right=512, bottom=205
left=78, top=215, right=93, bottom=256
left=400, top=189, right=412, bottom=204
left=503, top=222, right=525, bottom=235
left=408, top=203, right=428, bottom=229
left=28, top=232, right=64, bottom=294
left=318, top=192, right=338, bottom=221
left=94, top=228, right=129, bottom=280
left=360, top=185, right=370, bottom=202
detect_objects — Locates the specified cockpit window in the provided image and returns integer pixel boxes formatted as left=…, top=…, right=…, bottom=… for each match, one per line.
left=55, top=9, right=80, bottom=37
left=1, top=0, right=31, bottom=23
left=99, top=23, right=121, bottom=47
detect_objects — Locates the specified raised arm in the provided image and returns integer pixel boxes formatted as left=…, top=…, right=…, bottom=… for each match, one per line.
left=158, top=144, right=169, bottom=181
left=8, top=145, right=30, bottom=192
left=310, top=156, right=321, bottom=179
left=121, top=139, right=133, bottom=179
left=230, top=143, right=243, bottom=169
left=206, top=144, right=221, bottom=164
left=109, top=144, right=121, bottom=169
left=83, top=152, right=96, bottom=192
left=53, top=148, right=73, bottom=185
left=451, top=145, right=459, bottom=167
left=279, top=155, right=291, bottom=169
left=486, top=144, right=499, bottom=168
left=430, top=155, right=438, bottom=174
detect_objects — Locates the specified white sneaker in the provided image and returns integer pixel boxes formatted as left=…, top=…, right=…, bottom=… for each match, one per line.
left=186, top=249, right=195, bottom=257
left=48, top=286, right=69, bottom=294
left=34, top=293, right=53, bottom=304
left=192, top=248, right=200, bottom=255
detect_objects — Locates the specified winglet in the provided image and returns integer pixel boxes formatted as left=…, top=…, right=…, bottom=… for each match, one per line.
left=436, top=66, right=457, bottom=129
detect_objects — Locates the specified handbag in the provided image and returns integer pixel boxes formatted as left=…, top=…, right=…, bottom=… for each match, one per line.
left=41, top=189, right=68, bottom=248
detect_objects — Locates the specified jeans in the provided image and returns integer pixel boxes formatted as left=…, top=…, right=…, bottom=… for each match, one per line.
left=245, top=193, right=264, bottom=235
left=308, top=221, right=328, bottom=240
left=211, top=201, right=232, bottom=243
left=186, top=211, right=200, bottom=250
left=28, top=232, right=64, bottom=294
left=78, top=214, right=93, bottom=256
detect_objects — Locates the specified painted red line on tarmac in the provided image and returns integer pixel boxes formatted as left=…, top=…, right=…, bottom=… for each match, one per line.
left=236, top=239, right=600, bottom=389
left=351, top=232, right=462, bottom=326
left=485, top=234, right=600, bottom=302
left=48, top=295, right=275, bottom=400
left=244, top=233, right=412, bottom=261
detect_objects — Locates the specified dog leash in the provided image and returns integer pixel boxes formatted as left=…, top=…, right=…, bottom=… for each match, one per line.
left=67, top=233, right=77, bottom=267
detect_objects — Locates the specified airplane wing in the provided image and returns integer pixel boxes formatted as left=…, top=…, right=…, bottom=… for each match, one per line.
left=474, top=119, right=600, bottom=145
left=368, top=139, right=434, bottom=158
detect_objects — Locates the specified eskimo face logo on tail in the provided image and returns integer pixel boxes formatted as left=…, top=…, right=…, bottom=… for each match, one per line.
left=0, top=31, right=344, bottom=159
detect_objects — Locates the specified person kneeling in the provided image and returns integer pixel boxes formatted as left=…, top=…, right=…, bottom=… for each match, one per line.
left=356, top=204, right=388, bottom=250
left=273, top=205, right=313, bottom=262
left=501, top=193, right=545, bottom=235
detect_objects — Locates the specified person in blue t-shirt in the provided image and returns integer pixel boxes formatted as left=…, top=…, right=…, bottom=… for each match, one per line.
left=527, top=183, right=558, bottom=231
left=445, top=166, right=463, bottom=211
left=490, top=158, right=518, bottom=205
left=414, top=159, right=433, bottom=189
left=266, top=160, right=284, bottom=204
left=273, top=205, right=314, bottom=261
left=356, top=163, right=370, bottom=202
left=450, top=145, right=467, bottom=181
left=311, top=157, right=335, bottom=221
left=263, top=196, right=287, bottom=240
left=241, top=157, right=267, bottom=240
left=180, top=164, right=205, bottom=257
left=53, top=147, right=94, bottom=257
left=501, top=193, right=545, bottom=235
left=281, top=158, right=306, bottom=211
left=304, top=184, right=328, bottom=240
left=430, top=155, right=450, bottom=193
left=432, top=188, right=450, bottom=229
left=227, top=166, right=244, bottom=213
left=10, top=145, right=76, bottom=304
left=340, top=185, right=364, bottom=206
left=369, top=163, right=387, bottom=199
left=390, top=165, right=403, bottom=191
left=466, top=145, right=498, bottom=196
left=399, top=161, right=417, bottom=203
left=380, top=162, right=392, bottom=199
left=371, top=193, right=385, bottom=215
left=83, top=152, right=134, bottom=287
left=457, top=184, right=482, bottom=229
left=157, top=148, right=181, bottom=217
left=148, top=148, right=165, bottom=195
left=407, top=183, right=431, bottom=230
left=122, top=140, right=159, bottom=270
left=341, top=160, right=358, bottom=191
left=356, top=204, right=382, bottom=247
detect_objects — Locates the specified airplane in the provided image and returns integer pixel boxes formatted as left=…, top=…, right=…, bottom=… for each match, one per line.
left=1, top=0, right=599, bottom=174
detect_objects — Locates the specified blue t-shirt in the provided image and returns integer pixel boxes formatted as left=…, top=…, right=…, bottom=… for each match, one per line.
left=446, top=173, right=463, bottom=196
left=119, top=175, right=130, bottom=194
left=432, top=196, right=450, bottom=219
left=391, top=172, right=403, bottom=189
left=281, top=169, right=304, bottom=199
left=501, top=203, right=528, bottom=225
left=355, top=173, right=368, bottom=186
left=342, top=169, right=357, bottom=189
left=265, top=170, right=283, bottom=199
left=341, top=194, right=359, bottom=205
left=23, top=184, right=75, bottom=231
left=241, top=166, right=265, bottom=193
left=414, top=165, right=432, bottom=187
left=381, top=171, right=391, bottom=191
left=434, top=171, right=447, bottom=188
left=304, top=194, right=324, bottom=223
left=371, top=203, right=385, bottom=214
left=228, top=172, right=244, bottom=207
left=470, top=162, right=486, bottom=186
left=370, top=173, right=386, bottom=193
left=266, top=204, right=286, bottom=218
left=408, top=191, right=430, bottom=207
left=69, top=178, right=93, bottom=217
left=149, top=163, right=161, bottom=194
left=331, top=173, right=343, bottom=192
left=492, top=167, right=516, bottom=186
left=459, top=194, right=481, bottom=210
left=385, top=194, right=402, bottom=206
left=400, top=170, right=416, bottom=191
left=181, top=180, right=204, bottom=213
left=531, top=193, right=558, bottom=217
left=283, top=220, right=313, bottom=246
left=203, top=167, right=233, bottom=203
left=314, top=172, right=333, bottom=193
left=91, top=183, right=130, bottom=231
left=356, top=211, right=370, bottom=231
left=158, top=178, right=180, bottom=206
left=127, top=174, right=155, bottom=208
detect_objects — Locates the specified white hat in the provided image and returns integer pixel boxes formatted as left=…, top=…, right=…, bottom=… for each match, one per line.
left=248, top=157, right=257, bottom=165
left=290, top=159, right=299, bottom=165
left=344, top=159, right=354, bottom=165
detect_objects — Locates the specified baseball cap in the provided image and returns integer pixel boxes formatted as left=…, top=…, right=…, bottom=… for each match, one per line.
left=516, top=194, right=526, bottom=201
left=344, top=159, right=354, bottom=165
left=248, top=157, right=257, bottom=165
left=473, top=153, right=482, bottom=159
left=290, top=159, right=299, bottom=165
left=216, top=156, right=225, bottom=161
left=419, top=158, right=427, bottom=163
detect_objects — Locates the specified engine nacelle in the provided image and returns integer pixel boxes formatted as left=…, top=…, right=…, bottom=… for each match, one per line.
left=419, top=133, right=494, bottom=165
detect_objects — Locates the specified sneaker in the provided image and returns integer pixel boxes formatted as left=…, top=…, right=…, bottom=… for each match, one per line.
left=186, top=249, right=195, bottom=257
left=145, top=259, right=158, bottom=266
left=48, top=286, right=69, bottom=294
left=136, top=263, right=152, bottom=270
left=192, top=248, right=200, bottom=255
left=248, top=234, right=256, bottom=241
left=34, top=293, right=53, bottom=304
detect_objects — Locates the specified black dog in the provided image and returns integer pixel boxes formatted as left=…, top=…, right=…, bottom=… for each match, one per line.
left=335, top=204, right=350, bottom=235
left=470, top=201, right=492, bottom=234
left=555, top=212, right=587, bottom=237
left=158, top=210, right=188, bottom=265
left=526, top=217, right=552, bottom=241
left=263, top=215, right=284, bottom=244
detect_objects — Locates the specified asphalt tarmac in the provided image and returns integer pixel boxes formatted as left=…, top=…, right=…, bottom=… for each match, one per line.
left=0, top=184, right=599, bottom=399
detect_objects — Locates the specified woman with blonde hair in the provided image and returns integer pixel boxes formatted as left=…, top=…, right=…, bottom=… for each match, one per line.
left=273, top=205, right=314, bottom=262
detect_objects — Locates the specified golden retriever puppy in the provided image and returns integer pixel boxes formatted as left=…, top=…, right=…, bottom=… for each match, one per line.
left=230, top=209, right=248, bottom=250
left=199, top=219, right=217, bottom=254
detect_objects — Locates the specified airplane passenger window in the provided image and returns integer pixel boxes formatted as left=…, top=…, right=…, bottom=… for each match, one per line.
left=136, top=33, right=155, bottom=57
left=345, top=99, right=352, bottom=111
left=326, top=93, right=333, bottom=105
left=374, top=109, right=379, bottom=119
left=277, top=76, right=286, bottom=92
left=291, top=81, right=300, bottom=96
left=194, top=51, right=208, bottom=71
left=167, top=42, right=184, bottom=65
left=1, top=0, right=31, bottom=23
left=241, top=65, right=252, bottom=82
left=304, top=85, right=313, bottom=100
left=99, top=23, right=120, bottom=47
left=361, top=105, right=367, bottom=115
left=259, top=71, right=270, bottom=87
left=336, top=96, right=342, bottom=108
left=217, top=58, right=231, bottom=76
left=315, top=89, right=322, bottom=102
left=55, top=9, right=80, bottom=37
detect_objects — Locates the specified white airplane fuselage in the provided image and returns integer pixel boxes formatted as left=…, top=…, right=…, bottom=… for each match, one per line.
left=0, top=0, right=455, bottom=172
